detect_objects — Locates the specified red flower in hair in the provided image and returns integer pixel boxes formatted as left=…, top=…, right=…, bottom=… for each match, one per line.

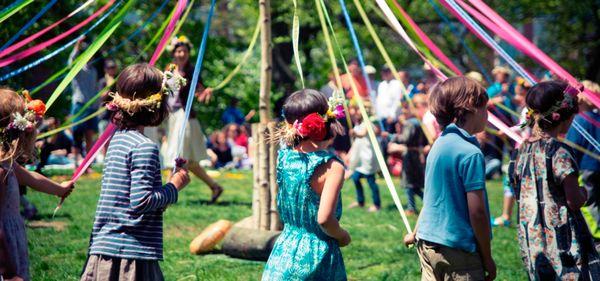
left=297, top=113, right=327, bottom=141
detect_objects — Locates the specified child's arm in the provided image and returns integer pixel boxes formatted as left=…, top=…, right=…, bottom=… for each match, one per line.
left=129, top=143, right=189, bottom=214
left=562, top=174, right=587, bottom=210
left=315, top=160, right=351, bottom=247
left=13, top=165, right=72, bottom=197
left=467, top=190, right=496, bottom=281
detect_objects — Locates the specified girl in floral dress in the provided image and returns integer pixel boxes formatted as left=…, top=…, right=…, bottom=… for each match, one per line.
left=262, top=89, right=350, bottom=281
left=509, top=80, right=600, bottom=280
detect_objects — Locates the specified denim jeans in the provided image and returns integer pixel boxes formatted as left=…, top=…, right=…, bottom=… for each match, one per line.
left=405, top=187, right=423, bottom=212
left=351, top=171, right=381, bottom=207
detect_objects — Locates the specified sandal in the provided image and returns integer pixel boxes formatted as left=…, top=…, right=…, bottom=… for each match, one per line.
left=209, top=185, right=223, bottom=204
left=491, top=216, right=511, bottom=227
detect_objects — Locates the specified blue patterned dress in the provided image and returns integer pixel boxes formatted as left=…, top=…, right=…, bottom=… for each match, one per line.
left=262, top=148, right=346, bottom=281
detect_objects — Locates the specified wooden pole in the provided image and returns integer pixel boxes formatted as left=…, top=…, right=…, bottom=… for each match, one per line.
left=251, top=123, right=260, bottom=229
left=257, top=0, right=272, bottom=230
left=268, top=122, right=281, bottom=231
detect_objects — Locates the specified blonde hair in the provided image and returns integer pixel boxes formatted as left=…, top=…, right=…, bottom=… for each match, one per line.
left=0, top=88, right=36, bottom=163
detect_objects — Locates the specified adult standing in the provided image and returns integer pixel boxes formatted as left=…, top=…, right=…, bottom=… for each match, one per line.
left=69, top=38, right=99, bottom=165
left=164, top=36, right=223, bottom=203
left=341, top=59, right=369, bottom=100
left=376, top=66, right=402, bottom=132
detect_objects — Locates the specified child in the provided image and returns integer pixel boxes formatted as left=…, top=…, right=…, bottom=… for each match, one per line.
left=263, top=89, right=350, bottom=280
left=404, top=77, right=495, bottom=280
left=388, top=94, right=429, bottom=216
left=510, top=80, right=600, bottom=279
left=80, top=64, right=190, bottom=281
left=347, top=106, right=381, bottom=212
left=0, top=88, right=73, bottom=281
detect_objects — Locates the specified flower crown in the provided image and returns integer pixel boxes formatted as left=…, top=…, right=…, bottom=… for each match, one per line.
left=277, top=97, right=345, bottom=145
left=106, top=64, right=186, bottom=114
left=0, top=90, right=46, bottom=143
left=522, top=84, right=580, bottom=128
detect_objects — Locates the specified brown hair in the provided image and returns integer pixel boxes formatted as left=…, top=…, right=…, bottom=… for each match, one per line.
left=111, top=63, right=168, bottom=129
left=429, top=76, right=489, bottom=129
left=0, top=88, right=36, bottom=163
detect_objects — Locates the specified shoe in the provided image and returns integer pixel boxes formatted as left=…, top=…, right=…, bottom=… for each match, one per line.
left=491, top=216, right=511, bottom=227
left=209, top=185, right=223, bottom=204
left=368, top=205, right=380, bottom=212
left=348, top=202, right=364, bottom=209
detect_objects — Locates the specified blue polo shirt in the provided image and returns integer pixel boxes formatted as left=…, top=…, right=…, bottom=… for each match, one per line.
left=416, top=123, right=490, bottom=253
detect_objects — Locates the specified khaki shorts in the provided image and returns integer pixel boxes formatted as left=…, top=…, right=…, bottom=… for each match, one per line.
left=80, top=254, right=164, bottom=281
left=416, top=240, right=485, bottom=281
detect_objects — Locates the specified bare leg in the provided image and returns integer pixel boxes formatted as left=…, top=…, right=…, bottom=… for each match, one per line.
left=187, top=161, right=223, bottom=203
left=501, top=195, right=514, bottom=220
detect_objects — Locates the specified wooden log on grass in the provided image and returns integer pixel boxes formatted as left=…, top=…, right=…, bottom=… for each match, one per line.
left=222, top=227, right=280, bottom=261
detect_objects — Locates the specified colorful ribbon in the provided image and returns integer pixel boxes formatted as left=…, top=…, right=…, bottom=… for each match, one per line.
left=54, top=0, right=191, bottom=216
left=428, top=0, right=492, bottom=84
left=318, top=0, right=413, bottom=234
left=27, top=0, right=170, bottom=93
left=212, top=17, right=261, bottom=91
left=389, top=0, right=462, bottom=75
left=149, top=0, right=188, bottom=65
left=464, top=0, right=600, bottom=109
left=173, top=0, right=216, bottom=170
left=37, top=108, right=106, bottom=140
left=45, top=0, right=133, bottom=110
left=145, top=0, right=193, bottom=66
left=291, top=0, right=304, bottom=88
left=0, top=0, right=94, bottom=58
left=0, top=0, right=116, bottom=67
left=0, top=2, right=123, bottom=82
left=0, top=0, right=33, bottom=25
left=0, top=0, right=58, bottom=52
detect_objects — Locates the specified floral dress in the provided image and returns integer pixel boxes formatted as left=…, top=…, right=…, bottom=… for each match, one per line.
left=262, top=148, right=346, bottom=281
left=509, top=137, right=600, bottom=280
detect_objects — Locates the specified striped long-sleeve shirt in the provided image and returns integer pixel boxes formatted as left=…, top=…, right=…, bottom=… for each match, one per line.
left=89, top=129, right=178, bottom=260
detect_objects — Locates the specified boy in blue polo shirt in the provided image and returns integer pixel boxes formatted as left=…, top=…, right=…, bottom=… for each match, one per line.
left=404, top=77, right=495, bottom=281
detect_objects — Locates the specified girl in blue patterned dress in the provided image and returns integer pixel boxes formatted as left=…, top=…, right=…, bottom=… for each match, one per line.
left=509, top=80, right=600, bottom=280
left=262, top=89, right=350, bottom=281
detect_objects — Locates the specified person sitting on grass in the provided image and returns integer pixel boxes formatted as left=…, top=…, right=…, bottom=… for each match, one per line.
left=404, top=77, right=496, bottom=280
left=263, top=89, right=350, bottom=280
left=80, top=64, right=190, bottom=281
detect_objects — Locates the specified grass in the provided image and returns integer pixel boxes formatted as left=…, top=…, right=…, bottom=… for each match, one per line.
left=26, top=171, right=526, bottom=280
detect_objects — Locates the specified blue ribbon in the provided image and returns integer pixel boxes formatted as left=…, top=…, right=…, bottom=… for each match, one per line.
left=428, top=0, right=492, bottom=84
left=173, top=0, right=216, bottom=168
left=338, top=0, right=384, bottom=128
left=0, top=0, right=123, bottom=82
left=0, top=0, right=58, bottom=52
left=25, top=0, right=169, bottom=90
left=0, top=0, right=22, bottom=16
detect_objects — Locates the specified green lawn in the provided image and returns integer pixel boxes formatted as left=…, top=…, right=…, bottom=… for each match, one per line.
left=26, top=171, right=526, bottom=280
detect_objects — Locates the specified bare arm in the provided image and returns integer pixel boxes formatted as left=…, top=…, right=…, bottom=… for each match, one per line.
left=562, top=174, right=587, bottom=210
left=467, top=190, right=496, bottom=280
left=13, top=165, right=72, bottom=197
left=314, top=160, right=351, bottom=246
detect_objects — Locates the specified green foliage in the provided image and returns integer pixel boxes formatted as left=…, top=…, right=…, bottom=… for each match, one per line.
left=27, top=173, right=526, bottom=280
left=1, top=0, right=599, bottom=131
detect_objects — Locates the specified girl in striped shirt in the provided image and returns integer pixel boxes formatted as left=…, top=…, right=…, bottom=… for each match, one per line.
left=81, top=64, right=190, bottom=281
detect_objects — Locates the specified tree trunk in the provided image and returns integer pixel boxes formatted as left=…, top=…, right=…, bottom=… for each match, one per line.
left=251, top=123, right=260, bottom=229
left=268, top=122, right=281, bottom=231
left=258, top=123, right=271, bottom=230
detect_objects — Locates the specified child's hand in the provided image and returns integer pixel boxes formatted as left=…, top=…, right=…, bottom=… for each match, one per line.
left=403, top=232, right=416, bottom=247
left=170, top=168, right=190, bottom=191
left=58, top=181, right=74, bottom=198
left=337, top=230, right=351, bottom=247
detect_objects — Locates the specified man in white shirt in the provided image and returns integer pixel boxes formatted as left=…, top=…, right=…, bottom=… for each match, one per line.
left=376, top=65, right=402, bottom=132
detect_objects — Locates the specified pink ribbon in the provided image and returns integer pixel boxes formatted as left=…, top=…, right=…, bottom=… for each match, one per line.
left=0, top=0, right=94, bottom=59
left=462, top=0, right=600, bottom=109
left=71, top=0, right=188, bottom=184
left=149, top=0, right=188, bottom=65
left=391, top=0, right=463, bottom=75
left=0, top=0, right=115, bottom=67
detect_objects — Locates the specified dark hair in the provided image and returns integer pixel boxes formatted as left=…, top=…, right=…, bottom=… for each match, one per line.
left=526, top=80, right=578, bottom=130
left=112, top=63, right=168, bottom=129
left=348, top=58, right=359, bottom=66
left=282, top=89, right=344, bottom=145
left=172, top=42, right=191, bottom=55
left=429, top=76, right=489, bottom=129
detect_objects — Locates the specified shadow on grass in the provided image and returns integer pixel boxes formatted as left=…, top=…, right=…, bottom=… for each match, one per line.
left=186, top=199, right=252, bottom=207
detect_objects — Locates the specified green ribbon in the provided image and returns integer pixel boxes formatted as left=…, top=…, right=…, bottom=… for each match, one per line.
left=37, top=108, right=106, bottom=140
left=45, top=0, right=137, bottom=110
left=0, top=0, right=33, bottom=24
